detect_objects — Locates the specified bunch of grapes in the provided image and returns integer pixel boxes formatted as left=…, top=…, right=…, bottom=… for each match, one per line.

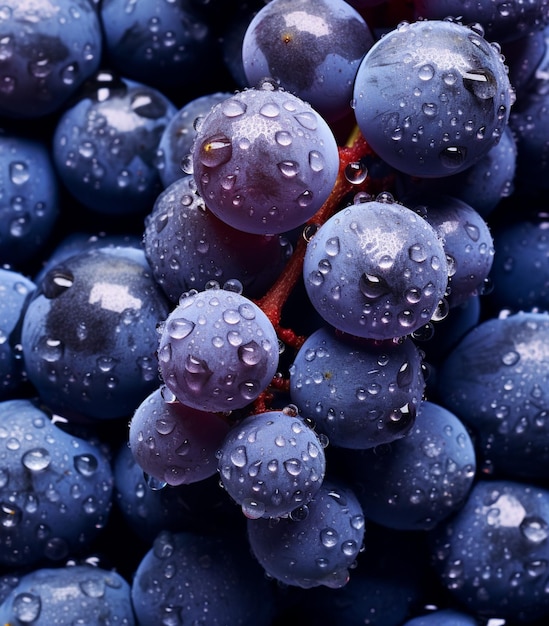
left=3, top=0, right=549, bottom=625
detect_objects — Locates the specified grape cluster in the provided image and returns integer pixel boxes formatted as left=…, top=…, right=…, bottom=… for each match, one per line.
left=2, top=1, right=549, bottom=625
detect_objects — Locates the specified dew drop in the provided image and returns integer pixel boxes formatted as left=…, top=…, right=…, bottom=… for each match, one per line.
left=21, top=448, right=51, bottom=472
left=199, top=134, right=232, bottom=168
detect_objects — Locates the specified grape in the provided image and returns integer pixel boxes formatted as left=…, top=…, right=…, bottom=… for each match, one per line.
left=157, top=287, right=279, bottom=413
left=246, top=478, right=365, bottom=588
left=128, top=386, right=230, bottom=487
left=241, top=0, right=375, bottom=123
left=341, top=401, right=477, bottom=531
left=289, top=326, right=425, bottom=449
left=143, top=174, right=290, bottom=301
left=191, top=80, right=340, bottom=234
left=217, top=409, right=326, bottom=519
left=352, top=19, right=514, bottom=178
left=303, top=196, right=449, bottom=340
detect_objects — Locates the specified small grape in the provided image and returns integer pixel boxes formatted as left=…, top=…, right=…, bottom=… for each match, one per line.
left=303, top=197, right=449, bottom=340
left=157, top=288, right=279, bottom=413
left=191, top=81, right=339, bottom=235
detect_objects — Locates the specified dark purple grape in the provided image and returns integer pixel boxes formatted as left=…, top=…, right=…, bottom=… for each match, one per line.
left=191, top=80, right=339, bottom=234
left=290, top=326, right=425, bottom=449
left=157, top=287, right=279, bottom=413
left=217, top=409, right=326, bottom=519
left=21, top=246, right=170, bottom=422
left=341, top=401, right=476, bottom=531
left=353, top=19, right=513, bottom=177
left=437, top=311, right=549, bottom=480
left=131, top=530, right=276, bottom=626
left=0, top=0, right=103, bottom=118
left=395, top=124, right=517, bottom=218
left=113, top=443, right=242, bottom=542
left=303, top=196, right=449, bottom=340
left=143, top=174, right=290, bottom=302
left=0, top=564, right=135, bottom=624
left=0, top=133, right=60, bottom=269
left=52, top=73, right=177, bottom=216
left=242, top=0, right=375, bottom=123
left=429, top=479, right=549, bottom=623
left=128, top=386, right=230, bottom=486
left=0, top=399, right=113, bottom=568
left=489, top=212, right=549, bottom=312
left=100, top=0, right=221, bottom=97
left=247, top=478, right=365, bottom=588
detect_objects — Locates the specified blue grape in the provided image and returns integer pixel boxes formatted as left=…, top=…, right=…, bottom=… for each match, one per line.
left=0, top=564, right=135, bottom=625
left=191, top=80, right=340, bottom=234
left=437, top=311, right=549, bottom=480
left=341, top=401, right=477, bottom=531
left=414, top=0, right=549, bottom=43
left=217, top=409, right=326, bottom=519
left=143, top=174, right=290, bottom=302
left=289, top=326, right=425, bottom=449
left=429, top=479, right=549, bottom=623
left=303, top=196, right=449, bottom=340
left=0, top=0, right=103, bottom=119
left=157, top=287, right=279, bottom=413
left=128, top=385, right=230, bottom=486
left=247, top=478, right=365, bottom=588
left=21, top=246, right=170, bottom=422
left=0, top=133, right=60, bottom=269
left=404, top=194, right=495, bottom=308
left=52, top=72, right=177, bottom=216
left=100, top=0, right=220, bottom=96
left=0, top=268, right=36, bottom=399
left=131, top=529, right=276, bottom=626
left=156, top=92, right=231, bottom=188
left=242, top=0, right=375, bottom=123
left=353, top=19, right=513, bottom=177
left=489, top=212, right=549, bottom=312
left=0, top=399, right=113, bottom=568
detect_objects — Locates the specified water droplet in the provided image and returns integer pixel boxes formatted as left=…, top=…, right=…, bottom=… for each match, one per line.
left=418, top=64, right=435, bottom=81
left=241, top=498, right=265, bottom=519
left=22, top=448, right=51, bottom=472
left=278, top=160, right=300, bottom=178
left=294, top=111, right=318, bottom=130
left=320, top=527, right=339, bottom=548
left=167, top=317, right=195, bottom=340
left=13, top=592, right=41, bottom=623
left=520, top=516, right=549, bottom=543
left=199, top=134, right=232, bottom=168
left=230, top=445, right=247, bottom=467
left=463, top=69, right=497, bottom=100
left=502, top=351, right=520, bottom=366
left=359, top=273, right=391, bottom=300
left=221, top=99, right=247, bottom=118
left=284, top=458, right=302, bottom=476
left=260, top=102, right=280, bottom=118
left=439, top=146, right=467, bottom=170
left=275, top=130, right=292, bottom=146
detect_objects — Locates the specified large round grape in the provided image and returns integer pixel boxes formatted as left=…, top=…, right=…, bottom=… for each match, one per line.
left=290, top=326, right=425, bottom=449
left=157, top=288, right=279, bottom=413
left=241, top=0, right=375, bottom=123
left=191, top=81, right=339, bottom=234
left=352, top=19, right=513, bottom=178
left=303, top=198, right=449, bottom=340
